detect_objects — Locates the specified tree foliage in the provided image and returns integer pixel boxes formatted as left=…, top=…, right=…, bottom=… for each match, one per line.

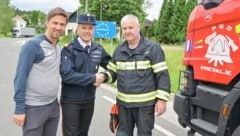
left=152, top=0, right=197, bottom=44
left=79, top=0, right=146, bottom=25
left=0, top=0, right=14, bottom=36
left=30, top=10, right=46, bottom=33
left=15, top=9, right=46, bottom=33
left=0, top=0, right=47, bottom=36
left=185, top=0, right=198, bottom=20
left=155, top=0, right=173, bottom=44
left=167, top=0, right=186, bottom=44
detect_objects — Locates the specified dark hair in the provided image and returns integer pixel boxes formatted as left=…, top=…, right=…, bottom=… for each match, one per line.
left=47, top=7, right=68, bottom=23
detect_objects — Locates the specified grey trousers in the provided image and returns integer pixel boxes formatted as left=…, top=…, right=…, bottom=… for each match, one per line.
left=116, top=105, right=155, bottom=136
left=23, top=99, right=60, bottom=136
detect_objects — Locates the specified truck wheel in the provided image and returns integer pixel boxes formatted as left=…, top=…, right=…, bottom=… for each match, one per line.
left=187, top=129, right=195, bottom=136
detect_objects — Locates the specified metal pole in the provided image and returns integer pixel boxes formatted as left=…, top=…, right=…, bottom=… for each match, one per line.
left=85, top=0, right=88, bottom=12
left=76, top=10, right=78, bottom=22
left=100, top=1, right=102, bottom=44
left=100, top=3, right=102, bottom=21
left=100, top=0, right=103, bottom=21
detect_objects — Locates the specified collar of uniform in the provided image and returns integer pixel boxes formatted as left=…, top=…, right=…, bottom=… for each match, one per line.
left=120, top=36, right=146, bottom=53
left=77, top=37, right=91, bottom=48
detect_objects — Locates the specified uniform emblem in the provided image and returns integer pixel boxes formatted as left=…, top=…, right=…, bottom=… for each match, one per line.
left=87, top=13, right=91, bottom=22
left=204, top=11, right=213, bottom=22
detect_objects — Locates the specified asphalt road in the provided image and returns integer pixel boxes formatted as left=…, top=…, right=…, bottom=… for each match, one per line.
left=0, top=38, right=200, bottom=136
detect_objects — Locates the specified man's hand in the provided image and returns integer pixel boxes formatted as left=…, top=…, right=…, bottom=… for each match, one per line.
left=13, top=114, right=26, bottom=126
left=154, top=99, right=167, bottom=116
left=94, top=73, right=105, bottom=87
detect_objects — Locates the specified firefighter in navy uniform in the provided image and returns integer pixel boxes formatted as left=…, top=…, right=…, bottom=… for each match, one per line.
left=60, top=13, right=111, bottom=136
left=103, top=14, right=170, bottom=136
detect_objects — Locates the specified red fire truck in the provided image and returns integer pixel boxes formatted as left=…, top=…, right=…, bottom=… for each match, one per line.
left=173, top=0, right=240, bottom=136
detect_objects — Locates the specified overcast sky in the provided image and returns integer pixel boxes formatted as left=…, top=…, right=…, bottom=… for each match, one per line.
left=10, top=0, right=162, bottom=20
left=10, top=0, right=80, bottom=13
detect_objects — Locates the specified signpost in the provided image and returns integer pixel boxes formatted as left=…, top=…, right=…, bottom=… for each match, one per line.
left=94, top=21, right=116, bottom=38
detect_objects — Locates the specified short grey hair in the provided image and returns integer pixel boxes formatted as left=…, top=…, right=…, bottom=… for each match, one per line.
left=120, top=14, right=139, bottom=26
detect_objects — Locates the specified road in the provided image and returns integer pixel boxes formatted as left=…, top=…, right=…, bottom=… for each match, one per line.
left=0, top=38, right=199, bottom=136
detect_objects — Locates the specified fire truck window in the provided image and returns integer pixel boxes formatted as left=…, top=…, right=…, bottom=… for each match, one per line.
left=203, top=0, right=223, bottom=10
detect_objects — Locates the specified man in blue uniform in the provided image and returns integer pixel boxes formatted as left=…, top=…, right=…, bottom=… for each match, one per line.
left=60, top=12, right=111, bottom=136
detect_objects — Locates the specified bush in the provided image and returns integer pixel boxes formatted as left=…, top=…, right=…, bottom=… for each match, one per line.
left=59, top=34, right=76, bottom=46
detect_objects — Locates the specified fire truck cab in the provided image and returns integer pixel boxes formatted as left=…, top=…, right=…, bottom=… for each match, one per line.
left=173, top=0, right=240, bottom=136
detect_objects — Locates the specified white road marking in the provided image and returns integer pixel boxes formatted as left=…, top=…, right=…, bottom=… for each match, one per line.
left=102, top=96, right=176, bottom=136
left=102, top=95, right=116, bottom=104
left=154, top=124, right=176, bottom=136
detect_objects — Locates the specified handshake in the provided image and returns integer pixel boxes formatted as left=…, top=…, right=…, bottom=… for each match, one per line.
left=94, top=73, right=106, bottom=87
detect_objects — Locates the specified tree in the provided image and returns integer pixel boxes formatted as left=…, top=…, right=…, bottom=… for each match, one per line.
left=29, top=10, right=41, bottom=27
left=31, top=11, right=46, bottom=34
left=22, top=14, right=31, bottom=26
left=14, top=9, right=46, bottom=34
left=79, top=0, right=146, bottom=25
left=167, top=0, right=186, bottom=43
left=0, top=0, right=14, bottom=36
left=155, top=0, right=173, bottom=44
left=21, top=10, right=45, bottom=27
left=184, top=0, right=197, bottom=23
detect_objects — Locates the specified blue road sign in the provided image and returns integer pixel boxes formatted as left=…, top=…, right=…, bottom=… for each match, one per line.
left=94, top=21, right=116, bottom=38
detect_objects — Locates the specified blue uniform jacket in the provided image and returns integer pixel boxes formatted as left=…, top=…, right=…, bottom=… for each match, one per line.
left=60, top=38, right=111, bottom=103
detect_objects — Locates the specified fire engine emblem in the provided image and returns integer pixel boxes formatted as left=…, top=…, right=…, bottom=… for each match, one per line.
left=205, top=31, right=238, bottom=67
left=204, top=11, right=213, bottom=22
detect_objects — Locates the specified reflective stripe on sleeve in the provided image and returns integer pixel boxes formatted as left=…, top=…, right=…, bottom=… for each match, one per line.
left=152, top=61, right=168, bottom=73
left=156, top=90, right=170, bottom=102
left=106, top=71, right=113, bottom=84
left=107, top=62, right=117, bottom=73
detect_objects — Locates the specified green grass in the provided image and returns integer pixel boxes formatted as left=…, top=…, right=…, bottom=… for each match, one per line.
left=162, top=45, right=185, bottom=93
